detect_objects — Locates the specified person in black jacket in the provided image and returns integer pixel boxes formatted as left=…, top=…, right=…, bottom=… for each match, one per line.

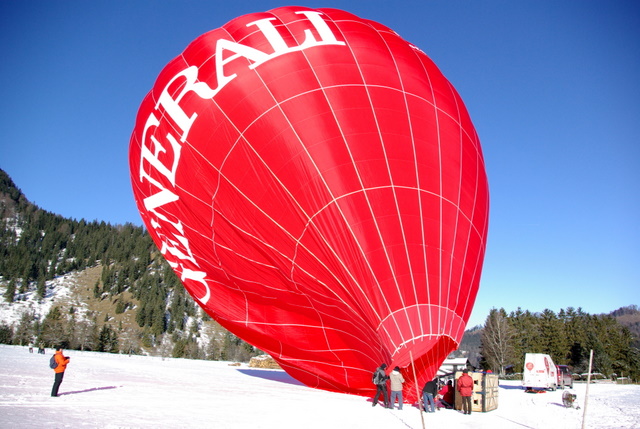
left=422, top=377, right=438, bottom=412
left=371, top=363, right=390, bottom=408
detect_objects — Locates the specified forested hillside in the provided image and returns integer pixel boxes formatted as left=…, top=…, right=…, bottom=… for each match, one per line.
left=0, top=168, right=260, bottom=361
left=611, top=305, right=640, bottom=348
left=479, top=306, right=640, bottom=380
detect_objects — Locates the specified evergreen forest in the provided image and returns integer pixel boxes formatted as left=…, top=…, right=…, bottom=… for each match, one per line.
left=480, top=306, right=640, bottom=381
left=0, top=168, right=260, bottom=362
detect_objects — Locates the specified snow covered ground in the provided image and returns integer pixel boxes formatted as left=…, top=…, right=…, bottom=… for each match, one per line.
left=0, top=345, right=638, bottom=429
left=0, top=272, right=81, bottom=325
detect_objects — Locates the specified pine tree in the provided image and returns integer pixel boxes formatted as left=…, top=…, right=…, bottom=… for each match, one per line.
left=3, top=279, right=16, bottom=303
left=151, top=303, right=166, bottom=337
left=98, top=324, right=119, bottom=353
left=172, top=337, right=187, bottom=358
left=563, top=307, right=590, bottom=370
left=36, top=276, right=46, bottom=300
left=136, top=304, right=147, bottom=328
left=0, top=323, right=13, bottom=344
left=538, top=308, right=568, bottom=363
left=93, top=280, right=101, bottom=299
left=509, top=308, right=540, bottom=371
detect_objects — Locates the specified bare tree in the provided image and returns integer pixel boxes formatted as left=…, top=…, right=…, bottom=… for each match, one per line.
left=481, top=308, right=515, bottom=376
left=75, top=318, right=98, bottom=351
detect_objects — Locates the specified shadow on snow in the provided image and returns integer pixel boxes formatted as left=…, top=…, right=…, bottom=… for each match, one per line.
left=59, top=386, right=120, bottom=396
left=237, top=368, right=304, bottom=386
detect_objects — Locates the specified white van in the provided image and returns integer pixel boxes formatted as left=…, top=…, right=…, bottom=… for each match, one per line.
left=522, top=353, right=557, bottom=391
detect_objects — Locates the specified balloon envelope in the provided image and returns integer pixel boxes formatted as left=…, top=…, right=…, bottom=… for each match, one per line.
left=129, top=6, right=489, bottom=402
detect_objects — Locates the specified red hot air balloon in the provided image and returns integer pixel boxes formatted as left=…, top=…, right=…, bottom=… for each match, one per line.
left=129, top=6, right=489, bottom=402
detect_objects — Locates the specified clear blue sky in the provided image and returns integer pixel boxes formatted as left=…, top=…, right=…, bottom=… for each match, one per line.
left=1, top=1, right=638, bottom=328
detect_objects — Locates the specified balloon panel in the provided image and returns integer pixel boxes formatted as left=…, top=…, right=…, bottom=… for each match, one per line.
left=129, top=6, right=489, bottom=402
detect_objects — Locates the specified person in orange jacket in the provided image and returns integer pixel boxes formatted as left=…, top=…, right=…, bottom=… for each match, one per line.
left=51, top=346, right=70, bottom=397
left=457, top=368, right=474, bottom=415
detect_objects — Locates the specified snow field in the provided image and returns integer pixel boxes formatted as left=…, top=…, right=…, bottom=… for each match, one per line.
left=0, top=345, right=638, bottom=428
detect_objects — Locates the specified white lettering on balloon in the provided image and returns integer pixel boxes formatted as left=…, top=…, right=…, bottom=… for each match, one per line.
left=137, top=11, right=345, bottom=304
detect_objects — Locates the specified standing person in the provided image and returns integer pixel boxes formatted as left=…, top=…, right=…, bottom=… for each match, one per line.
left=422, top=377, right=438, bottom=412
left=51, top=346, right=70, bottom=397
left=389, top=366, right=405, bottom=410
left=457, top=368, right=474, bottom=415
left=371, top=363, right=390, bottom=408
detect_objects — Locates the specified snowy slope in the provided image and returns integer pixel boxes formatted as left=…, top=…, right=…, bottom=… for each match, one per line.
left=0, top=272, right=86, bottom=329
left=0, top=345, right=638, bottom=429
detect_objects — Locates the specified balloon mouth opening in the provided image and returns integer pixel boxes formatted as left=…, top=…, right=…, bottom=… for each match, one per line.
left=379, top=305, right=466, bottom=360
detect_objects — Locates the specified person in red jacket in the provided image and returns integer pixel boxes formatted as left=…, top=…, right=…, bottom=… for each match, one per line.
left=438, top=379, right=454, bottom=409
left=51, top=346, right=70, bottom=397
left=457, top=368, right=474, bottom=415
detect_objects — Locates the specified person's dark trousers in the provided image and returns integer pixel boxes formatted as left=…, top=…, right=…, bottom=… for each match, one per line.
left=462, top=395, right=472, bottom=414
left=51, top=372, right=64, bottom=397
left=373, top=385, right=389, bottom=407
